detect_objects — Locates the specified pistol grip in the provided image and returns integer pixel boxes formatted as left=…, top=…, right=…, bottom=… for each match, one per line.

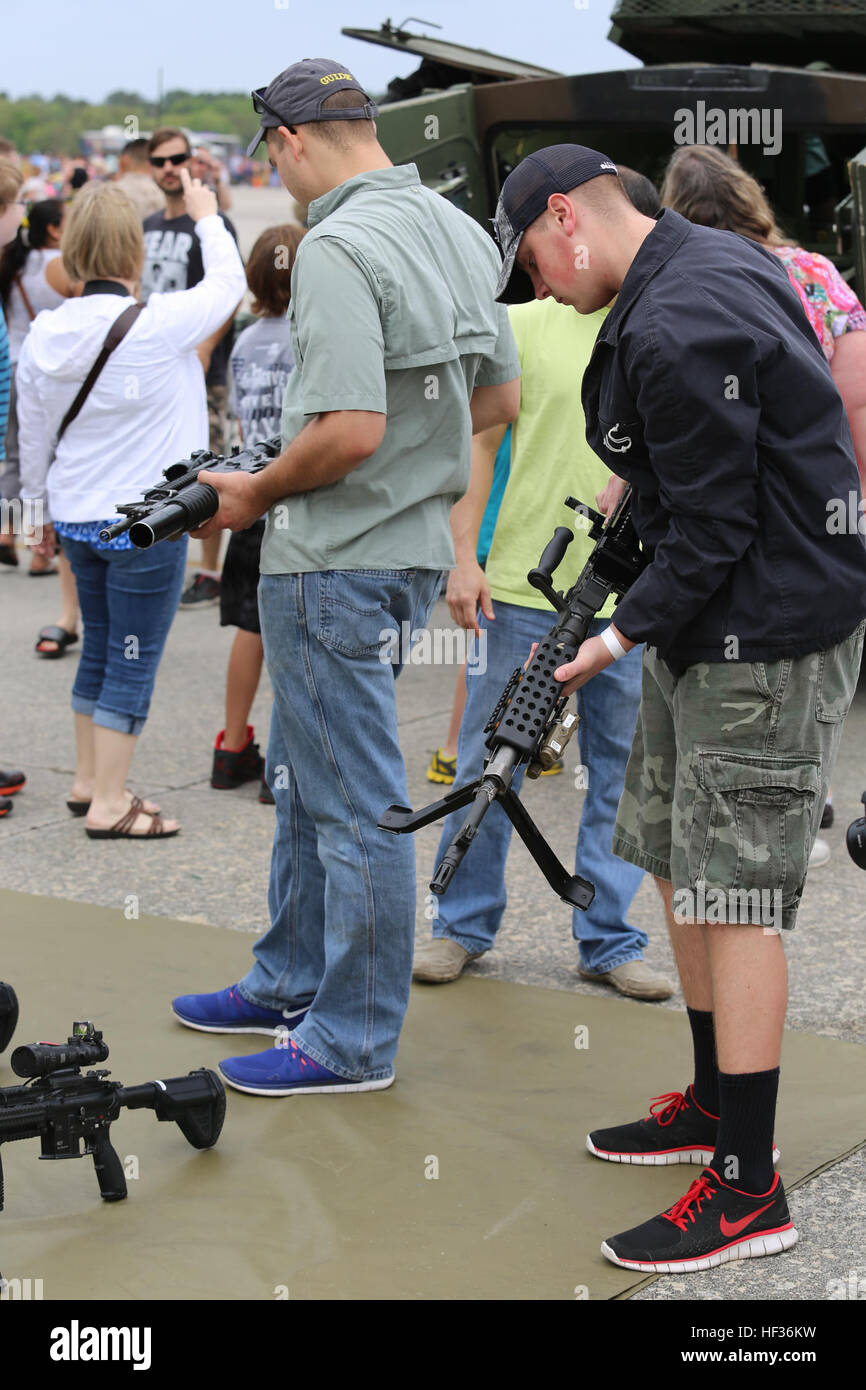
left=92, top=1135, right=127, bottom=1202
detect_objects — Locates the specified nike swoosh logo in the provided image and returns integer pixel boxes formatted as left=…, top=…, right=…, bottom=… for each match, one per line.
left=720, top=1201, right=775, bottom=1238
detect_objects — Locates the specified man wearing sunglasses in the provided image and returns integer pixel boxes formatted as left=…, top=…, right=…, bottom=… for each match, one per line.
left=141, top=127, right=241, bottom=608
left=171, top=59, right=521, bottom=1098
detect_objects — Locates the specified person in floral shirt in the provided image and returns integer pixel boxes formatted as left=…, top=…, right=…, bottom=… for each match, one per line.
left=661, top=144, right=866, bottom=495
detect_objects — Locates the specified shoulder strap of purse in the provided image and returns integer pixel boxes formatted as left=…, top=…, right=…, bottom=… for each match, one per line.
left=55, top=302, right=145, bottom=447
left=14, top=273, right=36, bottom=322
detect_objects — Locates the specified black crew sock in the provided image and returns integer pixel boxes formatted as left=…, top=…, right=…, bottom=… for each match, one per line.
left=686, top=1007, right=719, bottom=1114
left=711, top=1067, right=780, bottom=1195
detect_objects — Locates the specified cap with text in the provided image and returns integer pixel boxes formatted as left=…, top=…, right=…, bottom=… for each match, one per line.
left=493, top=144, right=619, bottom=302
left=247, top=59, right=378, bottom=158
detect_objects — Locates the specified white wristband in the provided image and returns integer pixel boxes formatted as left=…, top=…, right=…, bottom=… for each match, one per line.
left=599, top=626, right=628, bottom=662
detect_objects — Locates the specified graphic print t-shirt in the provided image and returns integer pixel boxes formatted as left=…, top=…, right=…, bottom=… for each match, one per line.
left=140, top=209, right=239, bottom=386
left=228, top=317, right=296, bottom=442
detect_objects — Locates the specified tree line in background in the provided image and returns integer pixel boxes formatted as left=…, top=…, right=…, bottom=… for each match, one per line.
left=0, top=90, right=258, bottom=153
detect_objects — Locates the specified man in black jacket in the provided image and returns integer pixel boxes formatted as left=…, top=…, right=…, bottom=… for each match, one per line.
left=494, top=145, right=866, bottom=1274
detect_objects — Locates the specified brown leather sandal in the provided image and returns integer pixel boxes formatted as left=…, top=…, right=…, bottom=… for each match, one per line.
left=85, top=794, right=179, bottom=840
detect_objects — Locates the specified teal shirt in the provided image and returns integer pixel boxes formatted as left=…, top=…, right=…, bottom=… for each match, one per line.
left=261, top=164, right=520, bottom=574
left=477, top=424, right=511, bottom=566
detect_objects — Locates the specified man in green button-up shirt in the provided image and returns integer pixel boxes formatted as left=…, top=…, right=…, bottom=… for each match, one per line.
left=177, top=60, right=520, bottom=1094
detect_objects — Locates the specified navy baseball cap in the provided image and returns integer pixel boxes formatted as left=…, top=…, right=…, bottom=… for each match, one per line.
left=247, top=58, right=378, bottom=157
left=493, top=145, right=619, bottom=302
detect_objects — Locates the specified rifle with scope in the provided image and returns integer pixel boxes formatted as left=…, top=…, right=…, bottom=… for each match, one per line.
left=0, top=1020, right=226, bottom=1209
left=378, top=488, right=646, bottom=908
left=99, top=435, right=282, bottom=548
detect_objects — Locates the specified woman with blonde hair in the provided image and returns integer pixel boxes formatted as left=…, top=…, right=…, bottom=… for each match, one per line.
left=661, top=144, right=866, bottom=494
left=17, top=170, right=246, bottom=838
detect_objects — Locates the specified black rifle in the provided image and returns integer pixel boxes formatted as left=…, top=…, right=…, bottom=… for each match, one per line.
left=99, top=435, right=282, bottom=548
left=0, top=983, right=17, bottom=1054
left=378, top=489, right=646, bottom=908
left=0, top=1021, right=226, bottom=1209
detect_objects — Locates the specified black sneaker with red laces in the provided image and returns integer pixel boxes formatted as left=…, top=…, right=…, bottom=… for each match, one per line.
left=601, top=1166, right=797, bottom=1273
left=180, top=573, right=221, bottom=609
left=211, top=727, right=264, bottom=789
left=586, top=1085, right=780, bottom=1166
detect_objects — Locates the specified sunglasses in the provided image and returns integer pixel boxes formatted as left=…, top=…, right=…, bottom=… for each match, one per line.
left=151, top=152, right=190, bottom=168
left=252, top=87, right=295, bottom=133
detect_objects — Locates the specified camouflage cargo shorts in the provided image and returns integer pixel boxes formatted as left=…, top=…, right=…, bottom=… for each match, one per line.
left=207, top=384, right=228, bottom=456
left=613, top=620, right=865, bottom=930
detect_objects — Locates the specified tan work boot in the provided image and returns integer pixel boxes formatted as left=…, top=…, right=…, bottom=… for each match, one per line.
left=578, top=959, right=674, bottom=1001
left=412, top=938, right=483, bottom=983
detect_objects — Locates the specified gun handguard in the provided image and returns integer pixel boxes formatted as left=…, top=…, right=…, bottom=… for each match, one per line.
left=100, top=435, right=283, bottom=548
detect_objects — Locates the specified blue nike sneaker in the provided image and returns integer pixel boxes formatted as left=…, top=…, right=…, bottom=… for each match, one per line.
left=218, top=1036, right=395, bottom=1096
left=172, top=983, right=307, bottom=1035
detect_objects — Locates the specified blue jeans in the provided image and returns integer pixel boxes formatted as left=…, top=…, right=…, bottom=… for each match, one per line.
left=241, top=567, right=443, bottom=1081
left=432, top=603, right=647, bottom=973
left=60, top=536, right=188, bottom=735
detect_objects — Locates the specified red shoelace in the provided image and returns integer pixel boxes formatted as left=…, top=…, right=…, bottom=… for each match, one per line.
left=647, top=1090, right=689, bottom=1126
left=664, top=1174, right=715, bottom=1230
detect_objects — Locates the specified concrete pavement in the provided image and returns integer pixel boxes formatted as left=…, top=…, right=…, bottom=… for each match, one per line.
left=2, top=561, right=864, bottom=1301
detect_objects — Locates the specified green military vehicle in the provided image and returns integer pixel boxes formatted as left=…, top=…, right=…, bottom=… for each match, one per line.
left=343, top=9, right=866, bottom=293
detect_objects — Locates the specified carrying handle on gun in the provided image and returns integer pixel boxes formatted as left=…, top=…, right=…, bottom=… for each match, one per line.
left=91, top=1132, right=127, bottom=1202
left=527, top=527, right=574, bottom=610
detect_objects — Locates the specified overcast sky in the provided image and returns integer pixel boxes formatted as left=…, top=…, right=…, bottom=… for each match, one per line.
left=3, top=0, right=638, bottom=103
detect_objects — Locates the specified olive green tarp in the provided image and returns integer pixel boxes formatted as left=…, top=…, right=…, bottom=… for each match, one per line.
left=1, top=890, right=862, bottom=1300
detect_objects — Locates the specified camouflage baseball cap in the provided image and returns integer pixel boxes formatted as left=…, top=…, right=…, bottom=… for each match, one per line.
left=247, top=58, right=378, bottom=157
left=493, top=144, right=619, bottom=302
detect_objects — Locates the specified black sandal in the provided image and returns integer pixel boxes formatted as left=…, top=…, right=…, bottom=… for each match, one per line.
left=35, top=626, right=79, bottom=658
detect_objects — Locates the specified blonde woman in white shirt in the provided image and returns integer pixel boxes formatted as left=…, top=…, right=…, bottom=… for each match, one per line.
left=17, top=170, right=246, bottom=838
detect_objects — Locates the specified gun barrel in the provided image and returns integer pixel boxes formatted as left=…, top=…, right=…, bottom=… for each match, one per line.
left=127, top=482, right=220, bottom=549
left=98, top=518, right=134, bottom=542
left=431, top=778, right=501, bottom=895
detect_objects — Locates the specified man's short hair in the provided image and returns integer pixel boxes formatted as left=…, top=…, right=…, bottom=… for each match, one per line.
left=0, top=157, right=23, bottom=211
left=568, top=173, right=630, bottom=218
left=0, top=137, right=17, bottom=159
left=148, top=127, right=191, bottom=157
left=303, top=89, right=377, bottom=150
left=123, top=138, right=152, bottom=165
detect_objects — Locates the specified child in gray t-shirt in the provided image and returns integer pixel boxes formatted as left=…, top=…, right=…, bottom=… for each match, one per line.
left=212, top=223, right=305, bottom=798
